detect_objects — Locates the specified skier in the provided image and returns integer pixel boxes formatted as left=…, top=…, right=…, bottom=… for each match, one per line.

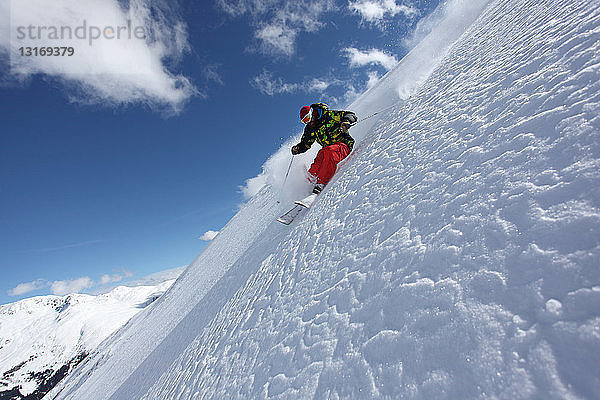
left=292, top=103, right=357, bottom=194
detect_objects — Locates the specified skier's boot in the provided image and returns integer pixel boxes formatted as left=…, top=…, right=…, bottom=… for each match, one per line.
left=313, top=183, right=325, bottom=194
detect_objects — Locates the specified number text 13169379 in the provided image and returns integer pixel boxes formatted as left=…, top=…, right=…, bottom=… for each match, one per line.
left=19, top=47, right=75, bottom=56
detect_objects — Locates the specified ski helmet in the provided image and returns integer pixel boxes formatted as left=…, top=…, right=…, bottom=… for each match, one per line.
left=300, top=106, right=312, bottom=124
left=313, top=106, right=324, bottom=120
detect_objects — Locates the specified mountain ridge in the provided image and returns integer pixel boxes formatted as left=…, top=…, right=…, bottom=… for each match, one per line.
left=0, top=280, right=176, bottom=400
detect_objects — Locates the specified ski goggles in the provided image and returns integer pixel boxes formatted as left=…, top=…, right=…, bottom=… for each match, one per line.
left=301, top=108, right=312, bottom=124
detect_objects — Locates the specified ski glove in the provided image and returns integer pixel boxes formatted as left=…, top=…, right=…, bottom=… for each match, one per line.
left=340, top=121, right=352, bottom=133
left=291, top=145, right=300, bottom=155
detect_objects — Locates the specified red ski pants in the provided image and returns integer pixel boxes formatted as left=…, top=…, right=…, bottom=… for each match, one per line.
left=308, top=143, right=351, bottom=185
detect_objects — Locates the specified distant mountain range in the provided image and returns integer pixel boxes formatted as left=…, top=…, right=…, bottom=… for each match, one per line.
left=0, top=280, right=176, bottom=400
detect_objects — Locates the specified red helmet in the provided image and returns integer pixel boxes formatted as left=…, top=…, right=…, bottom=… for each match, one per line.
left=300, top=105, right=311, bottom=124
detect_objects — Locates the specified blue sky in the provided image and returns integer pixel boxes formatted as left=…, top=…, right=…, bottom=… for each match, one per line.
left=0, top=0, right=441, bottom=304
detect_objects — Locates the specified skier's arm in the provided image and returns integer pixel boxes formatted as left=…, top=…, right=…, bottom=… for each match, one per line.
left=341, top=111, right=358, bottom=126
left=292, top=126, right=316, bottom=155
left=339, top=111, right=357, bottom=151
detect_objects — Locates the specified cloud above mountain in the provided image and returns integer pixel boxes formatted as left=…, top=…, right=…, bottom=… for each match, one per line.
left=6, top=267, right=179, bottom=300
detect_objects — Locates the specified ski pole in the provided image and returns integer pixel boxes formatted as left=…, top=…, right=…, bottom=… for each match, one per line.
left=355, top=102, right=400, bottom=125
left=280, top=156, right=294, bottom=201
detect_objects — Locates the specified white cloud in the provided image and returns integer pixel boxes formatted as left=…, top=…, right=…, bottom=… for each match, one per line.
left=8, top=279, right=46, bottom=296
left=308, top=78, right=333, bottom=92
left=1, top=0, right=197, bottom=113
left=199, top=230, right=220, bottom=241
left=250, top=62, right=383, bottom=103
left=123, top=266, right=187, bottom=287
left=255, top=23, right=296, bottom=56
left=99, top=270, right=133, bottom=285
left=249, top=70, right=370, bottom=106
left=349, top=0, right=417, bottom=23
left=342, top=84, right=360, bottom=104
left=203, top=64, right=224, bottom=86
left=251, top=70, right=298, bottom=95
left=219, top=0, right=335, bottom=57
left=344, top=47, right=398, bottom=70
left=7, top=267, right=181, bottom=299
left=50, top=277, right=94, bottom=296
left=251, top=70, right=341, bottom=96
left=366, top=70, right=380, bottom=89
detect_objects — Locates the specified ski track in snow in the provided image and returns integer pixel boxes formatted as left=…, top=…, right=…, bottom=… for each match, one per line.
left=49, top=0, right=600, bottom=398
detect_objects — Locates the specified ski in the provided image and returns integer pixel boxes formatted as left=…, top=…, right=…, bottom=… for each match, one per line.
left=277, top=204, right=305, bottom=225
left=277, top=193, right=319, bottom=225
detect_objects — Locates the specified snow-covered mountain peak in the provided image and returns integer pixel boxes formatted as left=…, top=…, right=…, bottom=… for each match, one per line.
left=0, top=280, right=176, bottom=399
left=96, top=280, right=174, bottom=305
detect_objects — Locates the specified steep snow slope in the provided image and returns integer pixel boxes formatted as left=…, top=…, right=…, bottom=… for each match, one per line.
left=46, top=189, right=284, bottom=400
left=0, top=280, right=175, bottom=399
left=49, top=0, right=600, bottom=398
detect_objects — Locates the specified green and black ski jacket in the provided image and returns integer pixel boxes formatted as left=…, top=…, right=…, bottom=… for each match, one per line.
left=294, top=103, right=357, bottom=154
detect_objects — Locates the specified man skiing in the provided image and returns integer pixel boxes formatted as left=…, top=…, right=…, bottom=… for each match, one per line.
left=292, top=103, right=357, bottom=194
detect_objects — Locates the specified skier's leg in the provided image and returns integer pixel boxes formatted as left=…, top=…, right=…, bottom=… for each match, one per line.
left=308, top=147, right=325, bottom=178
left=315, top=143, right=350, bottom=185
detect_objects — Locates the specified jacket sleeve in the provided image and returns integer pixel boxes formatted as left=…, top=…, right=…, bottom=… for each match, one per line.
left=341, top=111, right=358, bottom=125
left=294, top=125, right=316, bottom=153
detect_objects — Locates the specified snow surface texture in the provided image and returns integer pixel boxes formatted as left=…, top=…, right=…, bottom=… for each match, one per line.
left=48, top=0, right=600, bottom=398
left=0, top=281, right=174, bottom=398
